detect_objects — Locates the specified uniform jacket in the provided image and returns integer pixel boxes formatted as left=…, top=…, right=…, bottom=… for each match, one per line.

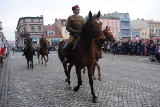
left=66, top=14, right=84, bottom=35
left=25, top=36, right=33, bottom=46
left=39, top=37, right=47, bottom=47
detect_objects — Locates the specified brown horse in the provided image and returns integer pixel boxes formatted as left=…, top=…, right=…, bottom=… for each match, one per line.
left=58, top=11, right=102, bottom=103
left=37, top=43, right=49, bottom=66
left=92, top=25, right=114, bottom=80
left=82, top=25, right=114, bottom=81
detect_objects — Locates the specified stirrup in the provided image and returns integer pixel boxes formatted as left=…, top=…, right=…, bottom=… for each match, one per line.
left=63, top=57, right=68, bottom=63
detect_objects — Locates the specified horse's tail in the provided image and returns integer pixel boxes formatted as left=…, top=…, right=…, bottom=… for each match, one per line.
left=58, top=41, right=65, bottom=63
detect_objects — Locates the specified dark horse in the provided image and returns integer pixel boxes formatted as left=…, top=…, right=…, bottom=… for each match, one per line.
left=80, top=25, right=114, bottom=81
left=58, top=11, right=102, bottom=103
left=37, top=43, right=49, bottom=66
left=24, top=42, right=34, bottom=69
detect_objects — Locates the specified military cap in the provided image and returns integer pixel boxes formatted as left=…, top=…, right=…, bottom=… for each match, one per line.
left=72, top=5, right=80, bottom=10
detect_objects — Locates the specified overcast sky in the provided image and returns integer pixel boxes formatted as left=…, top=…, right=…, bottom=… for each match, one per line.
left=0, top=0, right=159, bottom=41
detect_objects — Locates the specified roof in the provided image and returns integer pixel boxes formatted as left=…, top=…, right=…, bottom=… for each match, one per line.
left=43, top=23, right=62, bottom=38
left=16, top=16, right=43, bottom=29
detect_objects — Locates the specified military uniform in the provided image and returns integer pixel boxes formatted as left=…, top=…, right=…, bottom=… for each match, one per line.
left=63, top=4, right=84, bottom=63
left=66, top=14, right=84, bottom=44
left=22, top=34, right=35, bottom=56
left=39, top=37, right=47, bottom=48
left=25, top=35, right=33, bottom=46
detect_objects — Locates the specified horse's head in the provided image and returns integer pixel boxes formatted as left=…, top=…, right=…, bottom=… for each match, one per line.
left=83, top=11, right=102, bottom=39
left=103, top=26, right=115, bottom=42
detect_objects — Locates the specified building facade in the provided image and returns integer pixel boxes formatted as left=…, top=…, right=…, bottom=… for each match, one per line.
left=43, top=23, right=62, bottom=45
left=119, top=13, right=131, bottom=39
left=55, top=18, right=69, bottom=40
left=101, top=12, right=131, bottom=40
left=131, top=18, right=160, bottom=39
left=100, top=17, right=120, bottom=40
left=131, top=28, right=149, bottom=40
left=16, top=16, right=44, bottom=50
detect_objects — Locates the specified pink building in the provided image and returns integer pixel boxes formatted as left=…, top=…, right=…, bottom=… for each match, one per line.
left=100, top=18, right=120, bottom=40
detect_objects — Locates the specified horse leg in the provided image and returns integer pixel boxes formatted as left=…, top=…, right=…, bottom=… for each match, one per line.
left=41, top=56, right=43, bottom=64
left=74, top=67, right=82, bottom=92
left=44, top=56, right=47, bottom=66
left=27, top=60, right=29, bottom=68
left=95, top=60, right=101, bottom=81
left=93, top=62, right=96, bottom=80
left=46, top=54, right=49, bottom=62
left=31, top=58, right=33, bottom=69
left=37, top=53, right=40, bottom=63
left=68, top=64, right=74, bottom=90
left=87, top=65, right=98, bottom=103
left=82, top=67, right=86, bottom=74
left=63, top=63, right=68, bottom=82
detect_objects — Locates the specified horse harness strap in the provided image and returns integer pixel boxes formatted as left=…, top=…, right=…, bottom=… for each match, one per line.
left=73, top=36, right=81, bottom=49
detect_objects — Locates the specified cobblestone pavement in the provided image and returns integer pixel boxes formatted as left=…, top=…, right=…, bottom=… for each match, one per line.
left=1, top=51, right=160, bottom=107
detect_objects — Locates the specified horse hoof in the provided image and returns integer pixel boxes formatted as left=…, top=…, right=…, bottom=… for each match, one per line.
left=92, top=96, right=98, bottom=103
left=93, top=77, right=97, bottom=80
left=65, top=78, right=68, bottom=82
left=98, top=77, right=102, bottom=81
left=69, top=85, right=73, bottom=90
left=74, top=86, right=79, bottom=92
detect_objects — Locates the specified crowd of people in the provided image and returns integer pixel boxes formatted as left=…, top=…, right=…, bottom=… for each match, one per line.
left=102, top=39, right=160, bottom=62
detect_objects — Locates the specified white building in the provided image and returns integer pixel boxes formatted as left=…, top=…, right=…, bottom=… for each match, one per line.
left=16, top=16, right=44, bottom=50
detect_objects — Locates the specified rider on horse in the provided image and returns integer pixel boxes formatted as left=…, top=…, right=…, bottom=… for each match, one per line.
left=22, top=33, right=35, bottom=56
left=39, top=34, right=48, bottom=52
left=63, top=4, right=85, bottom=63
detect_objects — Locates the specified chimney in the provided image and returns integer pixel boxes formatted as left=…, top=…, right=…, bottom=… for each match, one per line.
left=55, top=18, right=57, bottom=22
left=40, top=15, right=43, bottom=17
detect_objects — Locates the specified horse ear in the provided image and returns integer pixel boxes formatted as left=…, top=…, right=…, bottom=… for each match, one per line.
left=96, top=11, right=101, bottom=18
left=106, top=25, right=108, bottom=30
left=89, top=11, right=92, bottom=19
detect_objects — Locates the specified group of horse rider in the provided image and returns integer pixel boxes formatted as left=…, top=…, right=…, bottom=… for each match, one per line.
left=22, top=34, right=47, bottom=56
left=22, top=4, right=91, bottom=61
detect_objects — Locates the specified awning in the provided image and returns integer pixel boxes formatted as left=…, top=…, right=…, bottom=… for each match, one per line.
left=52, top=38, right=60, bottom=42
left=32, top=38, right=37, bottom=41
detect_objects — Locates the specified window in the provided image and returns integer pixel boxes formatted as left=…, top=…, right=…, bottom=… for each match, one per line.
left=112, top=29, right=114, bottom=34
left=31, top=19, right=34, bottom=22
left=31, top=26, right=35, bottom=32
left=62, top=21, right=66, bottom=26
left=38, top=26, right=41, bottom=32
left=65, top=29, right=69, bottom=34
left=47, top=30, right=55, bottom=36
left=115, top=22, right=117, bottom=26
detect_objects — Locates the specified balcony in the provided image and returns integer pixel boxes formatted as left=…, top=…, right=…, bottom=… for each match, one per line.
left=120, top=18, right=130, bottom=21
left=120, top=26, right=130, bottom=29
left=120, top=35, right=131, bottom=38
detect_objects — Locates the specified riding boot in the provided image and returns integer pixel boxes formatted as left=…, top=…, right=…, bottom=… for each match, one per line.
left=63, top=42, right=68, bottom=49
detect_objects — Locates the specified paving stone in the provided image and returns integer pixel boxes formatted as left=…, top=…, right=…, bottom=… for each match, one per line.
left=0, top=52, right=160, bottom=106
